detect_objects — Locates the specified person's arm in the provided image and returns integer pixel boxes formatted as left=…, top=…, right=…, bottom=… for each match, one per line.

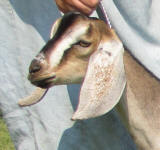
left=55, top=0, right=99, bottom=15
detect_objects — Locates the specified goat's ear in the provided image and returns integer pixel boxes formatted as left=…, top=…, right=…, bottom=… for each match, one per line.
left=50, top=18, right=62, bottom=38
left=72, top=39, right=126, bottom=120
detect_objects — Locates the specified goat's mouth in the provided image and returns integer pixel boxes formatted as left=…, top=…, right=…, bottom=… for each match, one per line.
left=29, top=75, right=56, bottom=88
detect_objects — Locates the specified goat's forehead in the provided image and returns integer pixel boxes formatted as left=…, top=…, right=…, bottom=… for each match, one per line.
left=49, top=25, right=89, bottom=67
left=60, top=16, right=90, bottom=35
left=55, top=14, right=91, bottom=47
left=65, top=23, right=89, bottom=38
left=50, top=13, right=91, bottom=43
left=61, top=12, right=89, bottom=25
left=48, top=17, right=90, bottom=68
left=59, top=14, right=90, bottom=42
left=59, top=13, right=89, bottom=30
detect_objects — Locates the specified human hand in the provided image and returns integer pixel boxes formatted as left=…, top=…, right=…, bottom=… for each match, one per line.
left=55, top=0, right=99, bottom=15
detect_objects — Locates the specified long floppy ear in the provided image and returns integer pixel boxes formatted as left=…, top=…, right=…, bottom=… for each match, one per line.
left=72, top=37, right=126, bottom=120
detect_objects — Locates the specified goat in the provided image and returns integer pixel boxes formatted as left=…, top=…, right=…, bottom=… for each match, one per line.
left=18, top=12, right=160, bottom=150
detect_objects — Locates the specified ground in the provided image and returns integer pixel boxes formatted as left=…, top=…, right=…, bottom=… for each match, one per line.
left=0, top=112, right=15, bottom=150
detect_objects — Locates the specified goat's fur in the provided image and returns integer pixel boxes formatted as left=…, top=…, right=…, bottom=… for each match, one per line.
left=19, top=12, right=160, bottom=150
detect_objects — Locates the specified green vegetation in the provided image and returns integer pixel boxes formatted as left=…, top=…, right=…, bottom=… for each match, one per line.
left=0, top=115, right=15, bottom=150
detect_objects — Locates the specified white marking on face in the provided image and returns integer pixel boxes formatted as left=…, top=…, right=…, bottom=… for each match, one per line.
left=34, top=53, right=45, bottom=61
left=49, top=25, right=89, bottom=68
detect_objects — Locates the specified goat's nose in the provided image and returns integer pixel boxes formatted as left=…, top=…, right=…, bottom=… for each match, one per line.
left=29, top=59, right=42, bottom=74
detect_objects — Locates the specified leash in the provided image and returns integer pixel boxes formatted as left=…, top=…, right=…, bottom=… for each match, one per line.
left=97, top=1, right=112, bottom=29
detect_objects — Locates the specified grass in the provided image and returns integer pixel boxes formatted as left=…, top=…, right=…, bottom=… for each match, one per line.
left=0, top=114, right=15, bottom=150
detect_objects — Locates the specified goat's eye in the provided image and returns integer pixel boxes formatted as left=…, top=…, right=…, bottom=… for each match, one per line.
left=78, top=40, right=91, bottom=47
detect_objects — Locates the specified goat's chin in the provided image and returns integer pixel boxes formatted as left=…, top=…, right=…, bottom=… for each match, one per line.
left=31, top=80, right=54, bottom=89
left=31, top=77, right=83, bottom=89
left=29, top=75, right=56, bottom=89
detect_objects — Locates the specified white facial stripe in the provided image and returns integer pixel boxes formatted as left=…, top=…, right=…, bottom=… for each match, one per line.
left=34, top=53, right=45, bottom=62
left=49, top=25, right=89, bottom=67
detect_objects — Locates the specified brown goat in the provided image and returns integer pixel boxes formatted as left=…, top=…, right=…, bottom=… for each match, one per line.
left=19, top=12, right=160, bottom=150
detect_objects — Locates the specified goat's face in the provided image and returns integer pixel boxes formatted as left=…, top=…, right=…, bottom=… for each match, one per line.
left=28, top=12, right=108, bottom=88
left=21, top=12, right=126, bottom=119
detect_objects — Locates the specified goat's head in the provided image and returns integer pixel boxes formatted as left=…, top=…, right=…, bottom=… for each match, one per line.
left=29, top=12, right=102, bottom=88
left=21, top=12, right=126, bottom=120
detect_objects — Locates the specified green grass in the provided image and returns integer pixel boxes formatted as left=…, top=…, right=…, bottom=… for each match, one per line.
left=0, top=115, right=15, bottom=150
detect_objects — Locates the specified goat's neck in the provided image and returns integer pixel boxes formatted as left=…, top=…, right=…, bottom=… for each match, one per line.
left=117, top=51, right=160, bottom=150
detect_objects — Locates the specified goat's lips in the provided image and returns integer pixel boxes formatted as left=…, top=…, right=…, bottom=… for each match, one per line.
left=30, top=75, right=56, bottom=88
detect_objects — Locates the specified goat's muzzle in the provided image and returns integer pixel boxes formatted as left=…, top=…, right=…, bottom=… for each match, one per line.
left=29, top=59, right=42, bottom=74
left=28, top=53, right=56, bottom=88
left=29, top=75, right=56, bottom=88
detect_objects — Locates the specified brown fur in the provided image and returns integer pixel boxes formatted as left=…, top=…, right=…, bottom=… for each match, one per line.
left=117, top=51, right=160, bottom=150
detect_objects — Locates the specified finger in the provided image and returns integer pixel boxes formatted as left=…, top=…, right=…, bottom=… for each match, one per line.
left=55, top=0, right=72, bottom=13
left=65, top=0, right=94, bottom=15
left=79, top=0, right=99, bottom=9
left=55, top=0, right=96, bottom=15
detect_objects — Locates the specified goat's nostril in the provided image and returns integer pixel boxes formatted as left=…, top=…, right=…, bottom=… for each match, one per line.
left=29, top=60, right=42, bottom=74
